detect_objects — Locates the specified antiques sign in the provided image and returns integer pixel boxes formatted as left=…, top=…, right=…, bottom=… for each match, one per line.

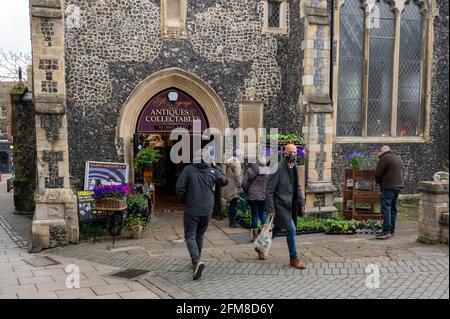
left=137, top=89, right=208, bottom=132
left=84, top=161, right=129, bottom=191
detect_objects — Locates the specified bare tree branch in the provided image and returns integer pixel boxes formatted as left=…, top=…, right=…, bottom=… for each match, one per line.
left=0, top=49, right=31, bottom=82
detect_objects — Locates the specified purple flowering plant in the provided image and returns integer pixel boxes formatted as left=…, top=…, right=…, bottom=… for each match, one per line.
left=93, top=184, right=130, bottom=200
left=296, top=147, right=305, bottom=165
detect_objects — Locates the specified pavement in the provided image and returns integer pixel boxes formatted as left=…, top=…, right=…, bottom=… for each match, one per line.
left=0, top=176, right=449, bottom=299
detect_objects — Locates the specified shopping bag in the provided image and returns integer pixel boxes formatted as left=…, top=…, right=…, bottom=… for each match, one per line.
left=254, top=215, right=274, bottom=256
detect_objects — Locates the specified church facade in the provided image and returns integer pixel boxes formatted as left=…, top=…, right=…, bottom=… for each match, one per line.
left=26, top=0, right=448, bottom=251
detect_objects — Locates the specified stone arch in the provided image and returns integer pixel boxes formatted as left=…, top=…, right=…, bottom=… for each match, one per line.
left=117, top=67, right=230, bottom=182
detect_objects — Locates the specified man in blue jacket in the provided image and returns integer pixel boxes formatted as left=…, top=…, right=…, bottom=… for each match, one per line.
left=176, top=149, right=228, bottom=280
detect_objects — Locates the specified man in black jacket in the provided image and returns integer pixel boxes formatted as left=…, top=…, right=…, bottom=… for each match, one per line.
left=258, top=144, right=306, bottom=269
left=176, top=149, right=228, bottom=280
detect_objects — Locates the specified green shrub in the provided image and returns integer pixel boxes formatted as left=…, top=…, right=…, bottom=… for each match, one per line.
left=127, top=193, right=148, bottom=215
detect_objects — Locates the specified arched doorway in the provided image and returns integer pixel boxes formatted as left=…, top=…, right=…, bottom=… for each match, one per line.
left=117, top=68, right=230, bottom=211
left=134, top=88, right=213, bottom=210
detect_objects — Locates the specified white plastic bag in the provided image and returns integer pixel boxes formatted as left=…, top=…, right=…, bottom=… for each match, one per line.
left=254, top=215, right=274, bottom=256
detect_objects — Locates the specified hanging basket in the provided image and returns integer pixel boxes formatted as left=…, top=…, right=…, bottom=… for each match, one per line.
left=95, top=198, right=127, bottom=211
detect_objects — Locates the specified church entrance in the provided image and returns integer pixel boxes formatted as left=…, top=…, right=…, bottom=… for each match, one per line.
left=133, top=88, right=213, bottom=214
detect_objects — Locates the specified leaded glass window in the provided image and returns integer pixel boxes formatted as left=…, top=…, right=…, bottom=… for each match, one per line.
left=336, top=0, right=364, bottom=136
left=397, top=2, right=425, bottom=136
left=268, top=1, right=281, bottom=28
left=336, top=0, right=429, bottom=139
left=367, top=1, right=395, bottom=137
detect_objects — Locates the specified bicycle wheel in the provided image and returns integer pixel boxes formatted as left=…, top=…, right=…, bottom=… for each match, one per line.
left=107, top=212, right=124, bottom=237
left=144, top=196, right=152, bottom=223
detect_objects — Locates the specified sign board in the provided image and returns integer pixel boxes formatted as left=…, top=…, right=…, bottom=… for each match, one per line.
left=76, top=191, right=107, bottom=222
left=84, top=161, right=129, bottom=191
left=136, top=89, right=208, bottom=133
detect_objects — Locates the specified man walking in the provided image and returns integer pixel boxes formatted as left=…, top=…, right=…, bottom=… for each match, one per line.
left=257, top=144, right=306, bottom=269
left=375, top=145, right=404, bottom=239
left=176, top=149, right=228, bottom=280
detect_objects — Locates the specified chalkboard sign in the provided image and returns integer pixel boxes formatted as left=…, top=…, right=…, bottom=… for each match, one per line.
left=77, top=191, right=108, bottom=222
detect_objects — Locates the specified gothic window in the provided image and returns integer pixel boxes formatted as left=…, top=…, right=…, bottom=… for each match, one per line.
left=263, top=0, right=288, bottom=34
left=161, top=0, right=187, bottom=39
left=335, top=0, right=430, bottom=140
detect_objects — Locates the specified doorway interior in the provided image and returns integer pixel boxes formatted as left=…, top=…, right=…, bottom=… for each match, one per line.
left=133, top=133, right=216, bottom=214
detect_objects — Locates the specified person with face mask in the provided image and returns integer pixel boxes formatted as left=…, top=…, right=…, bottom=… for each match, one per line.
left=255, top=144, right=306, bottom=269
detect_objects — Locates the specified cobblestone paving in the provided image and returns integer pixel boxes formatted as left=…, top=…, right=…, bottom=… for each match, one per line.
left=47, top=244, right=449, bottom=299
left=152, top=262, right=449, bottom=299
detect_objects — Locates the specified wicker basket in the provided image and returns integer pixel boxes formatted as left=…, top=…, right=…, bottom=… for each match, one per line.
left=95, top=198, right=127, bottom=211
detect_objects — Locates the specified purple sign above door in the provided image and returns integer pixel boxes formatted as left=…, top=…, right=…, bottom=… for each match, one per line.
left=136, top=89, right=208, bottom=133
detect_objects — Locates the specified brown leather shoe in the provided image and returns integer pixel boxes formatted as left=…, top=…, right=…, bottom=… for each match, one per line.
left=290, top=258, right=306, bottom=269
left=250, top=228, right=259, bottom=243
left=255, top=247, right=267, bottom=260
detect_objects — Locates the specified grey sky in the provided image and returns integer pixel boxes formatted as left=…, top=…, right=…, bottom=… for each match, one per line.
left=0, top=0, right=31, bottom=53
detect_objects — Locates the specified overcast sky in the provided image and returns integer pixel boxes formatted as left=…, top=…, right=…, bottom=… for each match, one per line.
left=0, top=0, right=31, bottom=53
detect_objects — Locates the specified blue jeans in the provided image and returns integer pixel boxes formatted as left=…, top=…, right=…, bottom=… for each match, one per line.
left=229, top=197, right=238, bottom=221
left=381, top=188, right=401, bottom=233
left=249, top=200, right=267, bottom=228
left=272, top=219, right=298, bottom=260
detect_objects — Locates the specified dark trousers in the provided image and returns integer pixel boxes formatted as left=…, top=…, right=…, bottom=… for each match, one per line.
left=381, top=188, right=401, bottom=233
left=184, top=214, right=210, bottom=265
left=229, top=197, right=238, bottom=221
left=249, top=200, right=267, bottom=228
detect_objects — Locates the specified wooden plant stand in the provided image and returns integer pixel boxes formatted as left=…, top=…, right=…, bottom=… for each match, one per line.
left=343, top=168, right=382, bottom=221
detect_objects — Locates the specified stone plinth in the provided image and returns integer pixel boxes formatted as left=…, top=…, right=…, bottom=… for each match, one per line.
left=418, top=181, right=449, bottom=244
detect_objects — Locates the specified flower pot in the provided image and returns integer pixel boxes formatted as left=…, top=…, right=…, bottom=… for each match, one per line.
left=95, top=198, right=127, bottom=211
left=143, top=167, right=153, bottom=184
left=129, top=225, right=143, bottom=239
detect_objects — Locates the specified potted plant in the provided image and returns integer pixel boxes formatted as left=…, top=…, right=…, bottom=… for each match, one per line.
left=348, top=152, right=364, bottom=170
left=125, top=214, right=149, bottom=239
left=267, top=133, right=305, bottom=145
left=134, top=147, right=161, bottom=184
left=134, top=147, right=161, bottom=171
left=92, top=184, right=130, bottom=211
left=323, top=217, right=357, bottom=235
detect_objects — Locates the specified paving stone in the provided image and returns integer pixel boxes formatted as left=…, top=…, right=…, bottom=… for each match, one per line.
left=18, top=276, right=55, bottom=285
left=118, top=290, right=160, bottom=299
left=56, top=288, right=96, bottom=299
left=18, top=291, right=59, bottom=299
left=92, top=284, right=131, bottom=295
